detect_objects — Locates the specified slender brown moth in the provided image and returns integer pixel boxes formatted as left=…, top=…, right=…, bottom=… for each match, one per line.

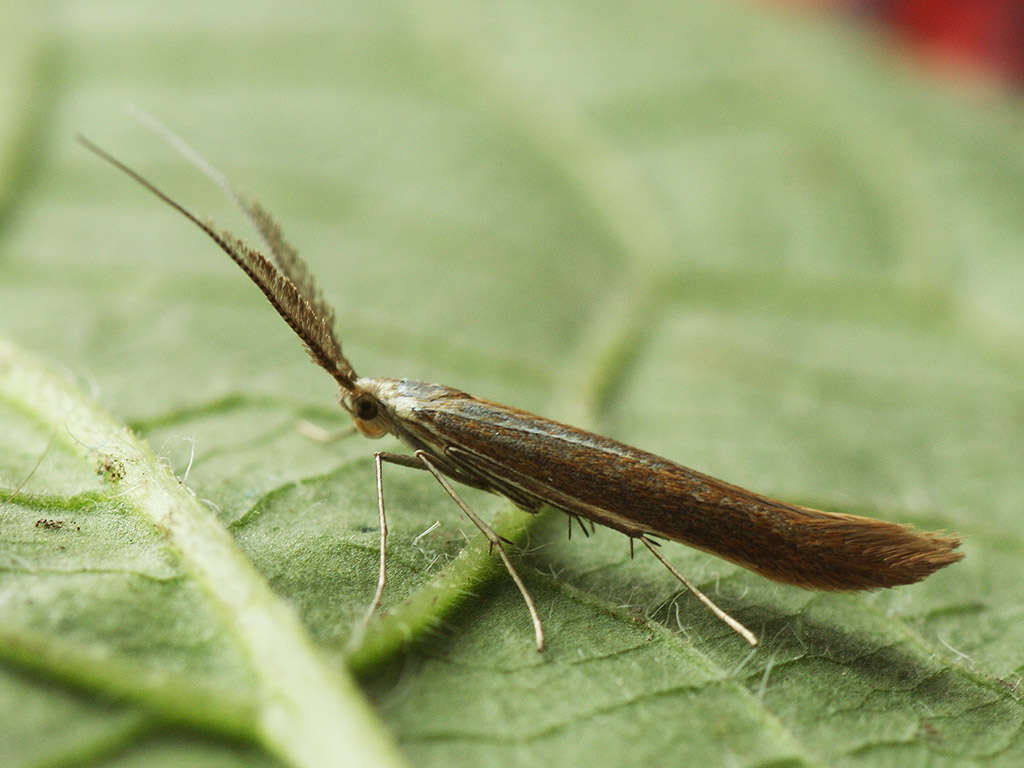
left=79, top=133, right=963, bottom=651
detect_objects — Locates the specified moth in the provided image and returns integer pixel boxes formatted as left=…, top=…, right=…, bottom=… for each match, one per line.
left=79, top=132, right=962, bottom=650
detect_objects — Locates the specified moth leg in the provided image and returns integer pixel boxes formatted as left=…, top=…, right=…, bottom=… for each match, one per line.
left=638, top=536, right=758, bottom=647
left=411, top=450, right=545, bottom=653
left=348, top=451, right=390, bottom=651
left=566, top=513, right=590, bottom=540
left=377, top=451, right=428, bottom=470
left=365, top=451, right=544, bottom=652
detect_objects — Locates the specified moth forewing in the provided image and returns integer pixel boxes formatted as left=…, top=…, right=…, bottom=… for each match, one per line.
left=384, top=382, right=962, bottom=589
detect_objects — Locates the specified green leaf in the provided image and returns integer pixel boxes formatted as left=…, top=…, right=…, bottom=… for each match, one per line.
left=2, top=1, right=1023, bottom=766
left=0, top=341, right=405, bottom=766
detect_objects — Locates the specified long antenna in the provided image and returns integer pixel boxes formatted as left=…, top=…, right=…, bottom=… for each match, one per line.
left=77, top=135, right=359, bottom=391
left=125, top=107, right=340, bottom=340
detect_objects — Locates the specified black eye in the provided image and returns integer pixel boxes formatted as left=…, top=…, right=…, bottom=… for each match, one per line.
left=355, top=397, right=379, bottom=421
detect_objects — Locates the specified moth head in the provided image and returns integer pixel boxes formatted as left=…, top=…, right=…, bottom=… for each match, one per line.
left=345, top=389, right=390, bottom=438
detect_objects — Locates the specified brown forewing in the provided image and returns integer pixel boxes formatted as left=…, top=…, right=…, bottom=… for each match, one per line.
left=407, top=392, right=962, bottom=591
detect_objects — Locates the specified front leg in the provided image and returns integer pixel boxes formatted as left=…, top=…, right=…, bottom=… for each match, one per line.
left=352, top=450, right=544, bottom=653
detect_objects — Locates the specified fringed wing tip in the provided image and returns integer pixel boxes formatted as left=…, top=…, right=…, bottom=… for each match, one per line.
left=769, top=515, right=964, bottom=591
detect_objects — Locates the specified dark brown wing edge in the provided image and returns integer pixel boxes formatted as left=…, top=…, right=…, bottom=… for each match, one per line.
left=77, top=135, right=357, bottom=390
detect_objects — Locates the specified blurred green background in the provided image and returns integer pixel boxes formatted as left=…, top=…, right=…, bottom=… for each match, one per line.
left=2, top=2, right=1023, bottom=766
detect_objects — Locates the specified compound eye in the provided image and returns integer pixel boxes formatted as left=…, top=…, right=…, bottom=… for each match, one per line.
left=352, top=395, right=388, bottom=438
left=355, top=397, right=378, bottom=421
